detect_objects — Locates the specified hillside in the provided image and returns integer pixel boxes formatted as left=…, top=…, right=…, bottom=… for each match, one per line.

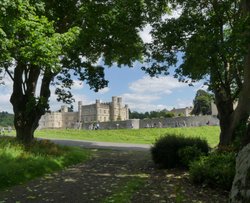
left=0, top=112, right=14, bottom=127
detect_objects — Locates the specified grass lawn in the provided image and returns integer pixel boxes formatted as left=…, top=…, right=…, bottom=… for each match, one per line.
left=35, top=126, right=220, bottom=148
left=0, top=137, right=92, bottom=190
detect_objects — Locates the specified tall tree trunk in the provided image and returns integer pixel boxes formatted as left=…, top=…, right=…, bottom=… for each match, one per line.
left=214, top=90, right=235, bottom=146
left=231, top=43, right=250, bottom=147
left=229, top=0, right=250, bottom=147
left=10, top=62, right=52, bottom=144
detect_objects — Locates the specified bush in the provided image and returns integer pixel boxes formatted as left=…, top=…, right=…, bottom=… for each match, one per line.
left=178, top=146, right=205, bottom=167
left=151, top=134, right=209, bottom=168
left=189, top=152, right=236, bottom=190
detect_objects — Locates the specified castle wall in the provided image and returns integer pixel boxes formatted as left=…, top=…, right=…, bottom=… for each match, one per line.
left=40, top=97, right=218, bottom=130
left=81, top=115, right=219, bottom=130
left=83, top=119, right=140, bottom=130
left=61, top=112, right=78, bottom=128
left=81, top=104, right=97, bottom=123
left=38, top=112, right=62, bottom=129
left=139, top=115, right=219, bottom=128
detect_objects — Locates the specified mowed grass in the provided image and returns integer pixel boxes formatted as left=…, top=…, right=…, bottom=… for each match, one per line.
left=35, top=126, right=220, bottom=147
left=0, top=137, right=92, bottom=190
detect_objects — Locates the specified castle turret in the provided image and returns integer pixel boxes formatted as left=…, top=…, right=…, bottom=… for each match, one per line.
left=78, top=101, right=82, bottom=122
left=61, top=105, right=68, bottom=113
left=110, top=96, right=118, bottom=121
left=96, top=99, right=100, bottom=121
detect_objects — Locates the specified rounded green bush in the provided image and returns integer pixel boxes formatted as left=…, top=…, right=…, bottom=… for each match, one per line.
left=178, top=145, right=205, bottom=167
left=151, top=134, right=209, bottom=168
left=189, top=152, right=236, bottom=190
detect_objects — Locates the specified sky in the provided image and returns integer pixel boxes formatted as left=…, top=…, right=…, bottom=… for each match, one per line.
left=0, top=17, right=206, bottom=114
left=0, top=61, right=205, bottom=113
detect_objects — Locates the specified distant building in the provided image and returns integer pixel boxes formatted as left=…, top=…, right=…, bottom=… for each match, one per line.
left=211, top=101, right=238, bottom=116
left=170, top=107, right=193, bottom=117
left=38, top=96, right=129, bottom=129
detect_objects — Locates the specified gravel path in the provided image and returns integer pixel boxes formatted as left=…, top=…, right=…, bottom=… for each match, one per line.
left=0, top=149, right=229, bottom=203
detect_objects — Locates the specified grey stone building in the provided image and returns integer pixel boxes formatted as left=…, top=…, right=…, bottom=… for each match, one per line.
left=38, top=96, right=129, bottom=129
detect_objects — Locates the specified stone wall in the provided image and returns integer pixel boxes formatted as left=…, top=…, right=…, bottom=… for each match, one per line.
left=140, top=115, right=219, bottom=128
left=81, top=115, right=219, bottom=130
left=82, top=119, right=140, bottom=130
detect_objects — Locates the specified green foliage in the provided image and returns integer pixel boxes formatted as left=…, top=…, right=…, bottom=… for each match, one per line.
left=189, top=152, right=236, bottom=190
left=0, top=0, right=170, bottom=143
left=0, top=137, right=91, bottom=190
left=164, top=112, right=175, bottom=118
left=191, top=90, right=213, bottom=115
left=151, top=134, right=209, bottom=168
left=178, top=145, right=205, bottom=167
left=0, top=111, right=14, bottom=127
left=129, top=109, right=174, bottom=119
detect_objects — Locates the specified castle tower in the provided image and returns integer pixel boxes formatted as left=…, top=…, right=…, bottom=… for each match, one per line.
left=125, top=104, right=129, bottom=120
left=61, top=105, right=68, bottom=113
left=96, top=99, right=100, bottom=121
left=110, top=96, right=118, bottom=121
left=78, top=101, right=82, bottom=122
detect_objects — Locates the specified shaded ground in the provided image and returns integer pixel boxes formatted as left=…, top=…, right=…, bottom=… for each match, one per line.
left=0, top=150, right=228, bottom=203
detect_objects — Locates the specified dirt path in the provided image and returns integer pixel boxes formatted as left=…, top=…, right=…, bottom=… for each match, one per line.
left=0, top=150, right=228, bottom=203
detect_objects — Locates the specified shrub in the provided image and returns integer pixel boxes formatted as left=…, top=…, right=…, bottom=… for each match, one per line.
left=151, top=134, right=209, bottom=168
left=178, top=146, right=205, bottom=167
left=189, top=152, right=236, bottom=190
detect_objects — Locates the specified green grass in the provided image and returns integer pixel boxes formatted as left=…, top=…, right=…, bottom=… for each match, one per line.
left=102, top=177, right=145, bottom=203
left=0, top=137, right=92, bottom=190
left=35, top=126, right=220, bottom=147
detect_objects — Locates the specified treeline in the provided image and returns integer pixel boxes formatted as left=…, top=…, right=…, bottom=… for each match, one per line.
left=129, top=109, right=175, bottom=119
left=0, top=112, right=14, bottom=127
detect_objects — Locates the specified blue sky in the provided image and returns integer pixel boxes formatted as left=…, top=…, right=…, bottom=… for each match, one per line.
left=0, top=61, right=204, bottom=113
left=72, top=62, right=204, bottom=113
left=0, top=18, right=206, bottom=113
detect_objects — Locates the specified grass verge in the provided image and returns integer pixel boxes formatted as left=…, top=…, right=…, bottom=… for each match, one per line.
left=0, top=136, right=92, bottom=190
left=35, top=126, right=220, bottom=147
left=102, top=177, right=145, bottom=203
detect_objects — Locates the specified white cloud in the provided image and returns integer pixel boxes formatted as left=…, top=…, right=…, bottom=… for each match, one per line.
left=122, top=93, right=160, bottom=104
left=128, top=76, right=187, bottom=95
left=162, top=8, right=182, bottom=21
left=97, top=87, right=110, bottom=94
left=176, top=98, right=193, bottom=108
left=0, top=77, right=13, bottom=112
left=121, top=76, right=190, bottom=112
left=72, top=80, right=84, bottom=90
left=0, top=93, right=12, bottom=113
left=127, top=102, right=173, bottom=113
left=139, top=24, right=152, bottom=43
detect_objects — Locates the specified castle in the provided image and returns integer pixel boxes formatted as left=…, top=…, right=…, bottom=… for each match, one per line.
left=39, top=96, right=129, bottom=129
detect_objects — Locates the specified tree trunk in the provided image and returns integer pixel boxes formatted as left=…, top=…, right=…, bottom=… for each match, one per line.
left=214, top=90, right=235, bottom=146
left=229, top=0, right=250, bottom=147
left=10, top=62, right=53, bottom=144
left=231, top=43, right=250, bottom=147
left=15, top=114, right=39, bottom=143
left=11, top=94, right=44, bottom=144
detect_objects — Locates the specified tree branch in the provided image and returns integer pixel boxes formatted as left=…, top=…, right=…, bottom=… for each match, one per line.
left=4, top=67, right=14, bottom=81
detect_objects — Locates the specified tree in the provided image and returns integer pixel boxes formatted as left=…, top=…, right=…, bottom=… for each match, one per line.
left=0, top=0, right=168, bottom=143
left=0, top=112, right=14, bottom=127
left=143, top=0, right=250, bottom=147
left=191, top=90, right=212, bottom=116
